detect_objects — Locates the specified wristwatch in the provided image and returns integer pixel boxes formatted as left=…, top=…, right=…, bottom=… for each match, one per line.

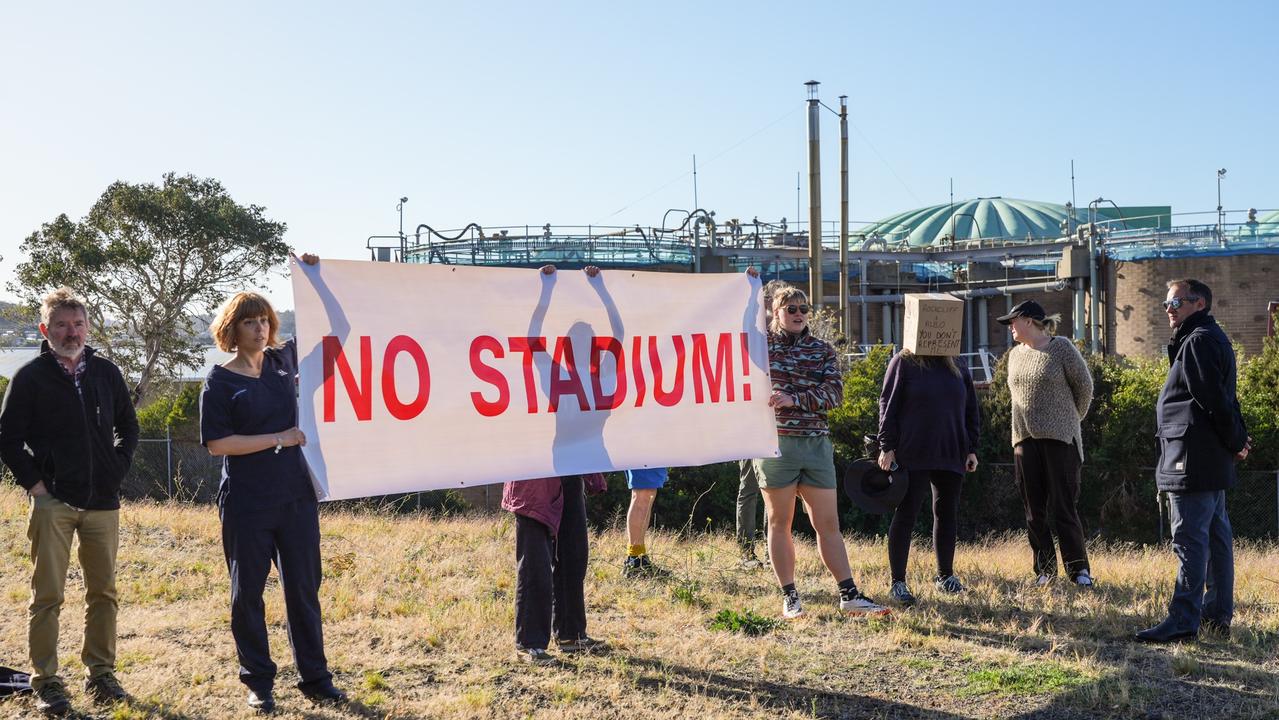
left=274, top=436, right=283, bottom=454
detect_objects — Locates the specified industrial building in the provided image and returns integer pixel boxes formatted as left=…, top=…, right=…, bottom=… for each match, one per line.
left=369, top=200, right=1279, bottom=362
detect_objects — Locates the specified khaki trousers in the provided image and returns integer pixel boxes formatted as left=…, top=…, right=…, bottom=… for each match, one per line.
left=27, top=494, right=119, bottom=689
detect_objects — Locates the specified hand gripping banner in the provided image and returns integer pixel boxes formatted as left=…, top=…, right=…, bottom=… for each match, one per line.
left=291, top=258, right=779, bottom=500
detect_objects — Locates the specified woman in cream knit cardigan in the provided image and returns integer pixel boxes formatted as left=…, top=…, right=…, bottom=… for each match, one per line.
left=998, top=300, right=1095, bottom=587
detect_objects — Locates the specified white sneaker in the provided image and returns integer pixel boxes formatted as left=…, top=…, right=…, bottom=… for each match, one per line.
left=782, top=591, right=804, bottom=619
left=1035, top=574, right=1054, bottom=587
left=839, top=591, right=892, bottom=617
left=1074, top=570, right=1094, bottom=588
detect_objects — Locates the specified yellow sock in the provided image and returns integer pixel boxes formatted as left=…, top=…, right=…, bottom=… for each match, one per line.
left=627, top=544, right=646, bottom=558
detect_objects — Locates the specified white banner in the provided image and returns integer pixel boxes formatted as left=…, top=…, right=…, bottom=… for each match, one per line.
left=291, top=258, right=779, bottom=500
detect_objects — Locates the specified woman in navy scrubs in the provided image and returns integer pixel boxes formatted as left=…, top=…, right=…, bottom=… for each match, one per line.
left=200, top=257, right=345, bottom=713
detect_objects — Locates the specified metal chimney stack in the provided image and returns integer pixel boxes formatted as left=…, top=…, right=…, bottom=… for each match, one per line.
left=805, top=80, right=823, bottom=309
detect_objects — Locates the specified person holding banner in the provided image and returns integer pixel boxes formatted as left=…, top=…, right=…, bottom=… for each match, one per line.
left=753, top=286, right=888, bottom=619
left=200, top=264, right=346, bottom=713
left=736, top=279, right=791, bottom=568
left=877, top=349, right=980, bottom=606
left=502, top=264, right=610, bottom=664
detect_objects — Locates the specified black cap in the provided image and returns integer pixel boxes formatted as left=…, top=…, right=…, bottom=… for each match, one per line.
left=996, top=300, right=1046, bottom=325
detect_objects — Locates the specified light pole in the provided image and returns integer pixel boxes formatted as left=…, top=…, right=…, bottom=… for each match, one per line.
left=397, top=196, right=408, bottom=261
left=1216, top=168, right=1227, bottom=241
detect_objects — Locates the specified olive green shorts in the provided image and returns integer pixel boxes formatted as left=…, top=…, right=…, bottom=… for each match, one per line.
left=753, top=435, right=837, bottom=490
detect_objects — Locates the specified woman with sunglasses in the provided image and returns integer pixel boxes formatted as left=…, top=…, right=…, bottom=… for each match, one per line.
left=752, top=286, right=888, bottom=619
left=998, top=299, right=1095, bottom=588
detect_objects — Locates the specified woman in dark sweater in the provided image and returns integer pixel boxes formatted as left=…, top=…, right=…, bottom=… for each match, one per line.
left=877, top=350, right=980, bottom=606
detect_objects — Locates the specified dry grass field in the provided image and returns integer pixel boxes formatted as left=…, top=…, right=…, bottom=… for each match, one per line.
left=1, top=485, right=1277, bottom=719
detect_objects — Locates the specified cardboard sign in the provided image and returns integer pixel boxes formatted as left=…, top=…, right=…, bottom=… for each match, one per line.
left=902, top=293, right=964, bottom=356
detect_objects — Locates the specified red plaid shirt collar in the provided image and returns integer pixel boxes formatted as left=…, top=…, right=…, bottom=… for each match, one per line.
left=56, top=353, right=88, bottom=390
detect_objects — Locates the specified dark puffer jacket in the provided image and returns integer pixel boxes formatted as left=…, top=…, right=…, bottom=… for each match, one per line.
left=0, top=342, right=139, bottom=509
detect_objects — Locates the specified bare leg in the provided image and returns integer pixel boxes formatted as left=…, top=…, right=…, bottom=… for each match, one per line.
left=762, top=486, right=798, bottom=587
left=626, top=489, right=657, bottom=549
left=797, top=485, right=853, bottom=583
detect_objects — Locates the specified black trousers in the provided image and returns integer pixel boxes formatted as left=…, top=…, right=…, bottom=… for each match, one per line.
left=1014, top=438, right=1091, bottom=579
left=220, top=494, right=331, bottom=694
left=514, top=476, right=588, bottom=650
left=887, top=469, right=963, bottom=582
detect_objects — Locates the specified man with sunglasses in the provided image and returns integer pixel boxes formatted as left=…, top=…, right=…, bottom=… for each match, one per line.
left=1136, top=279, right=1250, bottom=643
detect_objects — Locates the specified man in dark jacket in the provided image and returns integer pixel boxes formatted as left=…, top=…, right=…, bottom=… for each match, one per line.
left=1136, top=279, right=1249, bottom=643
left=0, top=288, right=138, bottom=714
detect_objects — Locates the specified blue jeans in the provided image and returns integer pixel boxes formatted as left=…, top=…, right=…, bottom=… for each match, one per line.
left=1166, top=490, right=1233, bottom=629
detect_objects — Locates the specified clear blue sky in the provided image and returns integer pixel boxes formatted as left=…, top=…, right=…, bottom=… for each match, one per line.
left=2, top=1, right=1275, bottom=309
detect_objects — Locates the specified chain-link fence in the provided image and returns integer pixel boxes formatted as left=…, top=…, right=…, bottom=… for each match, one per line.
left=122, top=437, right=223, bottom=503
left=118, top=441, right=1278, bottom=544
left=840, top=462, right=1278, bottom=545
left=120, top=437, right=486, bottom=512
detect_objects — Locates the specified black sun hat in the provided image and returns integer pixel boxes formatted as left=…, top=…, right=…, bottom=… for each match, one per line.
left=843, top=459, right=910, bottom=515
left=996, top=299, right=1046, bottom=325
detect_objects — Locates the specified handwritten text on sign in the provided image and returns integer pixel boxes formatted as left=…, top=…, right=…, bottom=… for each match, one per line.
left=291, top=260, right=779, bottom=500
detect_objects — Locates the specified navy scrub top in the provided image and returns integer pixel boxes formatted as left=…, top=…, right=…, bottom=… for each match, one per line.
left=200, top=338, right=314, bottom=508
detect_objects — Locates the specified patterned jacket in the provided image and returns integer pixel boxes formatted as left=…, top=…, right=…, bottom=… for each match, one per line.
left=767, top=328, right=843, bottom=436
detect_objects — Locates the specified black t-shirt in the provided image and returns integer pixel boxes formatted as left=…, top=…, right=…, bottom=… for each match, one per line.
left=200, top=339, right=313, bottom=508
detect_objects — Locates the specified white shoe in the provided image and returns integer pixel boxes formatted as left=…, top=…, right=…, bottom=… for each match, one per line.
left=1035, top=574, right=1054, bottom=587
left=839, top=591, right=892, bottom=617
left=1074, top=570, right=1094, bottom=588
left=782, top=591, right=804, bottom=619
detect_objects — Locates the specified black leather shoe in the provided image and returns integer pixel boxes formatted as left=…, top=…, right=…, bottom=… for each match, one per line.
left=1135, top=617, right=1197, bottom=643
left=300, top=683, right=348, bottom=704
left=247, top=689, right=276, bottom=713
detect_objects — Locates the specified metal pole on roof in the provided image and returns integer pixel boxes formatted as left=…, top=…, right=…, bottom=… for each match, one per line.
left=1087, top=199, right=1104, bottom=354
left=805, top=80, right=823, bottom=308
left=397, top=197, right=408, bottom=263
left=1217, top=168, right=1227, bottom=243
left=839, top=95, right=850, bottom=336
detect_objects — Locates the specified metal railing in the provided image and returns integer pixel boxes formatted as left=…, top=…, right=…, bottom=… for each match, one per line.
left=842, top=346, right=999, bottom=385
left=369, top=219, right=1279, bottom=272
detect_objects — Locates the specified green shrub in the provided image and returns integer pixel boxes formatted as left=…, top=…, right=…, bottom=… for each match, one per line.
left=135, top=382, right=202, bottom=440
left=707, top=608, right=780, bottom=636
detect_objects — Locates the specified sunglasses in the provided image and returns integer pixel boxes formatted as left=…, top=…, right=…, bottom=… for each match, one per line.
left=1161, top=296, right=1199, bottom=310
left=784, top=305, right=811, bottom=315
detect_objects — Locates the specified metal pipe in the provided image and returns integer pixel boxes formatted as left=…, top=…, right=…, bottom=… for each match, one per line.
left=828, top=279, right=1068, bottom=305
left=963, top=299, right=973, bottom=354
left=693, top=221, right=701, bottom=273
left=1006, top=294, right=1014, bottom=349
left=839, top=95, right=849, bottom=336
left=859, top=257, right=869, bottom=346
left=881, top=297, right=892, bottom=345
left=893, top=303, right=903, bottom=350
left=1087, top=200, right=1102, bottom=353
left=1074, top=279, right=1086, bottom=341
left=805, top=80, right=823, bottom=308
left=977, top=296, right=989, bottom=352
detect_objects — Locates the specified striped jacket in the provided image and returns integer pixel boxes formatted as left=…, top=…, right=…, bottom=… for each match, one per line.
left=767, top=329, right=843, bottom=436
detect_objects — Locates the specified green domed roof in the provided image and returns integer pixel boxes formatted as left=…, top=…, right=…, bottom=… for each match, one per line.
left=859, top=197, right=1086, bottom=247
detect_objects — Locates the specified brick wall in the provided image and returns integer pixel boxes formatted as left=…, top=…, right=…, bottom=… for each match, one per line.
left=1107, top=255, right=1279, bottom=358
